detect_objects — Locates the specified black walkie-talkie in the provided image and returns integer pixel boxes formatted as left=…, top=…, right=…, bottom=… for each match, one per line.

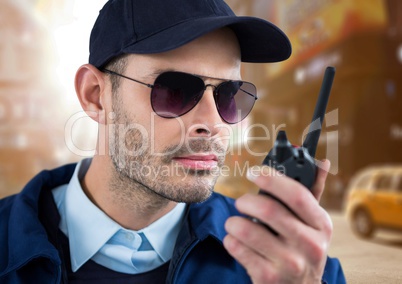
left=263, top=66, right=335, bottom=190
left=253, top=66, right=336, bottom=233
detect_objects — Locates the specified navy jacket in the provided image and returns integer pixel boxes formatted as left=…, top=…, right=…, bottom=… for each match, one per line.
left=0, top=164, right=346, bottom=283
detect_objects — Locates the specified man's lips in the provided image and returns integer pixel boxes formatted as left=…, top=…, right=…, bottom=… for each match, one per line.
left=172, top=154, right=219, bottom=170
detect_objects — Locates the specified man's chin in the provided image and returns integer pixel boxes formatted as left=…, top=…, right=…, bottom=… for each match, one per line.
left=159, top=183, right=215, bottom=204
left=175, top=190, right=213, bottom=204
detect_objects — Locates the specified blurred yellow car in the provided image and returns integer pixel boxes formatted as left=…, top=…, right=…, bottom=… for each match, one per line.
left=345, top=165, right=402, bottom=238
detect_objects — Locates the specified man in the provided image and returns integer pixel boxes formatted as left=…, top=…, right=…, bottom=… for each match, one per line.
left=0, top=0, right=346, bottom=283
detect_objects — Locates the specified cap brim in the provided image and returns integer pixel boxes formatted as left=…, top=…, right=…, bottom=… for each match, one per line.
left=119, top=16, right=291, bottom=64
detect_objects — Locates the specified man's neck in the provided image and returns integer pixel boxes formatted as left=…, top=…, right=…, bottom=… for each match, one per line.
left=81, top=155, right=177, bottom=231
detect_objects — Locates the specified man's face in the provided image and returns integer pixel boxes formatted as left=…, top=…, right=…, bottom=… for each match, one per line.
left=107, top=28, right=242, bottom=203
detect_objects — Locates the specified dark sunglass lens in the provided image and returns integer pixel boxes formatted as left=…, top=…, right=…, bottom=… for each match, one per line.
left=216, top=81, right=257, bottom=124
left=151, top=72, right=204, bottom=118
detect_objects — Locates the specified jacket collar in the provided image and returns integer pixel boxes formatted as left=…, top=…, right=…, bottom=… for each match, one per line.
left=188, top=193, right=239, bottom=242
left=1, top=163, right=239, bottom=280
left=1, top=163, right=76, bottom=278
left=167, top=192, right=240, bottom=283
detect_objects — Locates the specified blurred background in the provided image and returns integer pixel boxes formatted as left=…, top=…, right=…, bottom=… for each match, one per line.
left=0, top=0, right=101, bottom=196
left=1, top=0, right=402, bottom=282
left=219, top=0, right=402, bottom=211
left=1, top=0, right=402, bottom=205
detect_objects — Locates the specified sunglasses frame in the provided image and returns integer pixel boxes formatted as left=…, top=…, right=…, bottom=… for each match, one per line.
left=102, top=68, right=257, bottom=124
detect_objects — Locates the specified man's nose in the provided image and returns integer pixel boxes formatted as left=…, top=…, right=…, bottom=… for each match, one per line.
left=186, top=87, right=224, bottom=137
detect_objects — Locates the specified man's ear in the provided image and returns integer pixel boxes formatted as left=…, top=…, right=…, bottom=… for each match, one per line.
left=75, top=64, right=108, bottom=124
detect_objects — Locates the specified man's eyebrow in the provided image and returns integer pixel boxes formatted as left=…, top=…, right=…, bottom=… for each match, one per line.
left=149, top=68, right=239, bottom=82
left=149, top=68, right=174, bottom=77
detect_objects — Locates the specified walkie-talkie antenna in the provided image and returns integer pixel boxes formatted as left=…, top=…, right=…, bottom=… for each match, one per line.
left=302, top=66, right=336, bottom=158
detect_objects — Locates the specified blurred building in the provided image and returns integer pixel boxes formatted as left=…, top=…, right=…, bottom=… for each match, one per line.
left=0, top=0, right=81, bottom=198
left=217, top=0, right=402, bottom=209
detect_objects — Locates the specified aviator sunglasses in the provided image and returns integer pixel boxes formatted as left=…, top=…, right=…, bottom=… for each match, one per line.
left=102, top=69, right=257, bottom=124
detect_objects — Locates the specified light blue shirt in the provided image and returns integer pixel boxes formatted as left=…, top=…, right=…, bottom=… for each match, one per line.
left=52, top=158, right=186, bottom=274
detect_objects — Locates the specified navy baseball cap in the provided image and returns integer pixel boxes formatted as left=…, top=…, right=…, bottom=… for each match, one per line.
left=89, top=0, right=292, bottom=68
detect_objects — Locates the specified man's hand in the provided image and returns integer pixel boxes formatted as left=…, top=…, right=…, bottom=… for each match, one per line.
left=223, top=160, right=332, bottom=284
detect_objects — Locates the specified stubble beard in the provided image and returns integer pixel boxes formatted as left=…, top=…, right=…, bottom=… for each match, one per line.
left=109, top=97, right=226, bottom=205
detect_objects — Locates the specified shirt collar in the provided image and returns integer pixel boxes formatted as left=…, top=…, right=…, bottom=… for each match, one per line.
left=54, top=158, right=186, bottom=272
left=62, top=159, right=120, bottom=271
left=140, top=202, right=186, bottom=262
